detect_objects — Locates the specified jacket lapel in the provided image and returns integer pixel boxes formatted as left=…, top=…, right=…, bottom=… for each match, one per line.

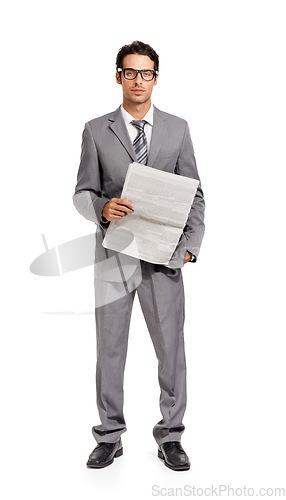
left=148, top=105, right=167, bottom=167
left=108, top=105, right=167, bottom=167
left=108, top=106, right=137, bottom=162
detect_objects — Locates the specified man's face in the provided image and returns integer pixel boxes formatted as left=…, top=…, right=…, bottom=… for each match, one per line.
left=116, top=53, right=158, bottom=105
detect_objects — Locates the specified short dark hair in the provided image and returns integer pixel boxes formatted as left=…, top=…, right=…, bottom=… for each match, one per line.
left=116, top=41, right=159, bottom=73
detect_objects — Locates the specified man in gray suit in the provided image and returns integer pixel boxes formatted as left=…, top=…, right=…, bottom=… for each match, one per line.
left=73, top=41, right=205, bottom=471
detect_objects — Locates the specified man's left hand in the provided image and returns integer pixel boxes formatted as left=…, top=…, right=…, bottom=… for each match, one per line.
left=184, top=251, right=192, bottom=264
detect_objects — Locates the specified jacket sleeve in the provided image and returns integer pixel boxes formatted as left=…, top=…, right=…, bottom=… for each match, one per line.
left=175, top=121, right=205, bottom=260
left=73, top=122, right=110, bottom=227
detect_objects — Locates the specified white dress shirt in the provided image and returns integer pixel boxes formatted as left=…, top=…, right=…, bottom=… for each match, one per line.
left=120, top=104, right=153, bottom=154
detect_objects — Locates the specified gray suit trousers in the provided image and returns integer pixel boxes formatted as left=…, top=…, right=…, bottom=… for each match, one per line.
left=92, top=260, right=187, bottom=446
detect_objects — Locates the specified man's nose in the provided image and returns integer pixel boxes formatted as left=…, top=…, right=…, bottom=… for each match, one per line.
left=134, top=71, right=144, bottom=82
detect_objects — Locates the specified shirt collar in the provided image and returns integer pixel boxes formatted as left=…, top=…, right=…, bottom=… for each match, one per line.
left=120, top=104, right=154, bottom=126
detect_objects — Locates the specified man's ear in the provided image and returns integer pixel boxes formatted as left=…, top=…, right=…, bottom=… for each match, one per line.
left=154, top=73, right=159, bottom=86
left=116, top=72, right=122, bottom=85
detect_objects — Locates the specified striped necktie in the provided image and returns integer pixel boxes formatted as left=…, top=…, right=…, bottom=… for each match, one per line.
left=131, top=120, right=148, bottom=165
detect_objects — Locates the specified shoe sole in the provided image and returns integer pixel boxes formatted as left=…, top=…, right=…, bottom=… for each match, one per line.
left=86, top=447, right=123, bottom=469
left=158, top=449, right=190, bottom=471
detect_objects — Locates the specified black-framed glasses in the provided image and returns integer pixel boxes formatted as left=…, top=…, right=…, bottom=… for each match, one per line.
left=118, top=68, right=158, bottom=81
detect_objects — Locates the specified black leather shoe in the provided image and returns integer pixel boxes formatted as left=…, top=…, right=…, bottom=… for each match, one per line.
left=158, top=441, right=190, bottom=471
left=86, top=438, right=123, bottom=468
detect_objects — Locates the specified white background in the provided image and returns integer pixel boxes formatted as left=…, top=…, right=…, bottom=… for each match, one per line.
left=1, top=0, right=286, bottom=498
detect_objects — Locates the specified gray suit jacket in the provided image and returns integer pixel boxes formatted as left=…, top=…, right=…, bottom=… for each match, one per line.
left=73, top=105, right=205, bottom=269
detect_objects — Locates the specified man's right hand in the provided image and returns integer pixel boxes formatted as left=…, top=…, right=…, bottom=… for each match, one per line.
left=102, top=198, right=134, bottom=221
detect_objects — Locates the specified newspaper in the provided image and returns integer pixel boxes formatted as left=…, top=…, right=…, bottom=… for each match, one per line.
left=102, top=162, right=199, bottom=265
